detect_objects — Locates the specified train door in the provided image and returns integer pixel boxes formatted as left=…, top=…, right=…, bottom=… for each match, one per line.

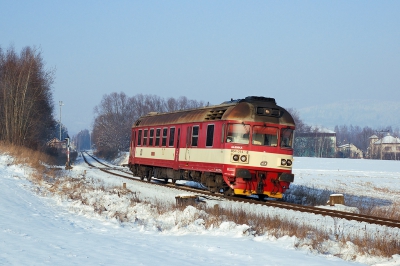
left=130, top=130, right=136, bottom=162
left=173, top=128, right=180, bottom=170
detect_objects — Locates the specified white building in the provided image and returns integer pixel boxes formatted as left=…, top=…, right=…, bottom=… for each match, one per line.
left=337, top=143, right=363, bottom=159
left=369, top=133, right=400, bottom=160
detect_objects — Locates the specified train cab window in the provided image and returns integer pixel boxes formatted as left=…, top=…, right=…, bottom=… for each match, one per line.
left=252, top=126, right=278, bottom=146
left=281, top=128, right=294, bottom=149
left=137, top=130, right=142, bottom=146
left=143, top=129, right=148, bottom=146
left=226, top=124, right=250, bottom=144
left=206, top=124, right=214, bottom=147
left=192, top=126, right=199, bottom=146
left=156, top=128, right=161, bottom=146
left=169, top=128, right=175, bottom=147
left=149, top=129, right=154, bottom=146
left=162, top=128, right=168, bottom=146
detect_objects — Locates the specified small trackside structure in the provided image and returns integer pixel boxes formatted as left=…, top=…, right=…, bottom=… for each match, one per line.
left=128, top=96, right=296, bottom=199
left=175, top=195, right=199, bottom=207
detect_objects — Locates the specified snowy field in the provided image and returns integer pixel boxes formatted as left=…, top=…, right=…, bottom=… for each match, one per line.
left=1, top=152, right=400, bottom=266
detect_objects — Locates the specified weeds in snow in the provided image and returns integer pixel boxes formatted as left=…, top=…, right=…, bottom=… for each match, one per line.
left=2, top=143, right=400, bottom=262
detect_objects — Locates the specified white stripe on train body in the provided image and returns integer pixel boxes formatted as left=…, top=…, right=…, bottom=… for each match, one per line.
left=128, top=96, right=295, bottom=199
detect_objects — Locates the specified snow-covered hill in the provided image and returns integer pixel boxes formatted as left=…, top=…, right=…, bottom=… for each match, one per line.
left=298, top=99, right=400, bottom=129
left=1, top=152, right=399, bottom=265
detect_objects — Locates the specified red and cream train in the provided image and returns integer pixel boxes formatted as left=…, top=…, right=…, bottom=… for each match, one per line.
left=128, top=96, right=295, bottom=199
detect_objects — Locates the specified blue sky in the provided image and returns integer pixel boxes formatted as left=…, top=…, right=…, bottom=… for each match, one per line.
left=1, top=1, right=399, bottom=134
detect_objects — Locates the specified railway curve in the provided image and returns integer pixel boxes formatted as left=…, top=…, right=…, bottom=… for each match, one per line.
left=81, top=152, right=400, bottom=229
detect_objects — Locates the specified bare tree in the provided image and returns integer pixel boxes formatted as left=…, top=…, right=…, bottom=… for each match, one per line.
left=91, top=93, right=205, bottom=159
left=0, top=46, right=56, bottom=148
left=286, top=108, right=308, bottom=132
left=74, top=129, right=91, bottom=151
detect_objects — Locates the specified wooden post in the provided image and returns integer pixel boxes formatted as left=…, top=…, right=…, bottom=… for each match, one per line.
left=123, top=183, right=126, bottom=189
left=175, top=195, right=198, bottom=207
left=329, top=194, right=345, bottom=206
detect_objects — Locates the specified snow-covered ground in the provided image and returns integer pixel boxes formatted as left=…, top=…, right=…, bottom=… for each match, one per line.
left=1, top=152, right=399, bottom=266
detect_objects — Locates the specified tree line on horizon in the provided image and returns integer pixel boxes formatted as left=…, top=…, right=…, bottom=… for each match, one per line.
left=2, top=44, right=394, bottom=161
left=288, top=108, right=399, bottom=158
left=87, top=99, right=399, bottom=160
left=90, top=92, right=205, bottom=159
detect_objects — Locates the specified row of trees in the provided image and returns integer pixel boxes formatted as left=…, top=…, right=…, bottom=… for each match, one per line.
left=91, top=93, right=205, bottom=158
left=289, top=107, right=399, bottom=158
left=0, top=46, right=57, bottom=149
left=335, top=125, right=399, bottom=151
left=73, top=129, right=91, bottom=151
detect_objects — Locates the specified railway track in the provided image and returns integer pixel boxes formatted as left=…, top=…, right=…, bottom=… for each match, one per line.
left=81, top=152, right=400, bottom=229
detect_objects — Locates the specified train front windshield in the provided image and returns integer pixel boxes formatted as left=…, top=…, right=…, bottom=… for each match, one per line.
left=252, top=126, right=278, bottom=146
left=226, top=124, right=250, bottom=144
left=226, top=123, right=294, bottom=149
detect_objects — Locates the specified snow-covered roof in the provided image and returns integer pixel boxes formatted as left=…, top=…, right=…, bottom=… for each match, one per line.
left=374, top=135, right=400, bottom=144
left=369, top=135, right=378, bottom=139
left=337, top=143, right=361, bottom=150
left=337, top=144, right=352, bottom=148
left=309, top=125, right=335, bottom=133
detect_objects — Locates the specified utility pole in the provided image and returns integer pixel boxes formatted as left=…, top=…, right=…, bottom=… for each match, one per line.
left=59, top=101, right=64, bottom=141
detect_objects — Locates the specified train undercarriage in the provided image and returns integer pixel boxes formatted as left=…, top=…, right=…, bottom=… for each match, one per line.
left=129, top=163, right=291, bottom=199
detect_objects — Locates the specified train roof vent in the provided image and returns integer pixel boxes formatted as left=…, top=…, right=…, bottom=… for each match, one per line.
left=245, top=96, right=276, bottom=104
left=135, top=119, right=142, bottom=126
left=205, top=109, right=227, bottom=120
left=147, top=112, right=159, bottom=116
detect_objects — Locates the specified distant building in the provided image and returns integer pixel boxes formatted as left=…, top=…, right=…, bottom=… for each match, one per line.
left=337, top=143, right=363, bottom=159
left=46, top=138, right=66, bottom=149
left=294, top=127, right=337, bottom=158
left=368, top=133, right=400, bottom=160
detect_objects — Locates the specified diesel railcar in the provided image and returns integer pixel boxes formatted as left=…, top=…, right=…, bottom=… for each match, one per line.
left=128, top=96, right=295, bottom=199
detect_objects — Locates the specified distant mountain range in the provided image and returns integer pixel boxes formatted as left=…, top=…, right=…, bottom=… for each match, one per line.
left=297, top=100, right=400, bottom=130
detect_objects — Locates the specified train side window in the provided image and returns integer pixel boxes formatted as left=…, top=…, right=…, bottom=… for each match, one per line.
left=221, top=124, right=225, bottom=143
left=137, top=129, right=142, bottom=146
left=206, top=124, right=214, bottom=147
left=281, top=128, right=294, bottom=149
left=149, top=129, right=154, bottom=146
left=143, top=129, right=148, bottom=146
left=192, top=126, right=199, bottom=147
left=162, top=128, right=168, bottom=147
left=169, top=127, right=175, bottom=147
left=132, top=131, right=136, bottom=148
left=156, top=128, right=161, bottom=146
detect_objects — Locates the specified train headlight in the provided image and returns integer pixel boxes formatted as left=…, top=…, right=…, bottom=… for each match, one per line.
left=233, top=154, right=239, bottom=161
left=281, top=159, right=287, bottom=165
left=286, top=159, right=292, bottom=166
left=240, top=155, right=247, bottom=162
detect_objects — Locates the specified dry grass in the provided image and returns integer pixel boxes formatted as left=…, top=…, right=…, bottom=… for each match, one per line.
left=286, top=184, right=400, bottom=221
left=0, top=141, right=56, bottom=170
left=284, top=185, right=335, bottom=205
left=2, top=143, right=399, bottom=260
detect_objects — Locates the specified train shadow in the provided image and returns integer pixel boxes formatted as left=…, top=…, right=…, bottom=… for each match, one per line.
left=284, top=184, right=393, bottom=209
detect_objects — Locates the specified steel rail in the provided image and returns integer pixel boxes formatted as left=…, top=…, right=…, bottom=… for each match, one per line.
left=81, top=152, right=400, bottom=229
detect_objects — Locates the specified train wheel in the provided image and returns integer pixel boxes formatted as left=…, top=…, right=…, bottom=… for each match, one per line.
left=223, top=188, right=234, bottom=197
left=146, top=169, right=152, bottom=182
left=258, top=194, right=266, bottom=201
left=164, top=178, right=169, bottom=183
left=171, top=179, right=177, bottom=185
left=140, top=175, right=145, bottom=181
